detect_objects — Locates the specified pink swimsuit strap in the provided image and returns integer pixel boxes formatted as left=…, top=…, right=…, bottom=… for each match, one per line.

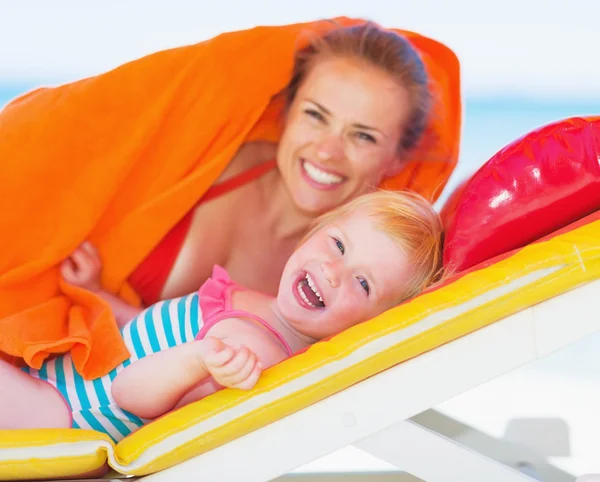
left=195, top=265, right=293, bottom=356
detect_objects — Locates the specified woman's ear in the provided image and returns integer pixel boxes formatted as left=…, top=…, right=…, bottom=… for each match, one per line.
left=382, top=154, right=405, bottom=179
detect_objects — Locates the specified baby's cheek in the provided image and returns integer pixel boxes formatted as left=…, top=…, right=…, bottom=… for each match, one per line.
left=339, top=300, right=370, bottom=328
left=363, top=301, right=391, bottom=324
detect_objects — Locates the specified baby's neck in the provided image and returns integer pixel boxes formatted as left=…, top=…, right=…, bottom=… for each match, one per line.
left=231, top=289, right=315, bottom=353
left=266, top=300, right=317, bottom=353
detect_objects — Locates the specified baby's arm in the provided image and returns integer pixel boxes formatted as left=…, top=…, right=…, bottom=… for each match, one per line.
left=174, top=331, right=289, bottom=409
left=60, top=242, right=142, bottom=327
left=112, top=337, right=263, bottom=419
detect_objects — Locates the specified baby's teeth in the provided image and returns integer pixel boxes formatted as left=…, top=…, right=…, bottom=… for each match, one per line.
left=297, top=281, right=316, bottom=308
left=305, top=273, right=323, bottom=302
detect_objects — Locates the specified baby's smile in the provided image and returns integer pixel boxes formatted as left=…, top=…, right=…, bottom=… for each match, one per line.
left=294, top=271, right=326, bottom=309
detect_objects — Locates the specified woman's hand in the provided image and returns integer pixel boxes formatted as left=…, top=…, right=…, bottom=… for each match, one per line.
left=200, top=337, right=263, bottom=391
left=60, top=241, right=102, bottom=291
left=60, top=241, right=142, bottom=327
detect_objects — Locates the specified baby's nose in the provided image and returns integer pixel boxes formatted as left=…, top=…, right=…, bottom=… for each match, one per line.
left=321, top=261, right=340, bottom=288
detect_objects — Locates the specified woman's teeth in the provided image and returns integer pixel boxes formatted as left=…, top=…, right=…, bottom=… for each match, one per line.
left=297, top=272, right=325, bottom=308
left=303, top=160, right=344, bottom=185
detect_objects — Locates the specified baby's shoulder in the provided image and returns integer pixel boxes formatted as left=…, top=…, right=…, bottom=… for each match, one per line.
left=204, top=316, right=289, bottom=368
left=202, top=314, right=259, bottom=341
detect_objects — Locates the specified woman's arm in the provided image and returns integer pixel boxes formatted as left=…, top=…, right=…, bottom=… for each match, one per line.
left=112, top=336, right=263, bottom=419
left=90, top=289, right=143, bottom=327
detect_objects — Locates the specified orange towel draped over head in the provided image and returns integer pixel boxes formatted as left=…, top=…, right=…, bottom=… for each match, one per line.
left=0, top=17, right=461, bottom=379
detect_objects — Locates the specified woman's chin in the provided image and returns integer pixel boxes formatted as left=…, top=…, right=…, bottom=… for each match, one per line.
left=292, top=190, right=348, bottom=216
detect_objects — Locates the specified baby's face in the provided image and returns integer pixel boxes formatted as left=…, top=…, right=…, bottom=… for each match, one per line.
left=277, top=209, right=415, bottom=339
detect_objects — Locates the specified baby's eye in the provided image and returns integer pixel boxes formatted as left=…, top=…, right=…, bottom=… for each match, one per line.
left=332, top=237, right=345, bottom=255
left=356, top=132, right=376, bottom=143
left=305, top=109, right=326, bottom=122
left=358, top=277, right=370, bottom=295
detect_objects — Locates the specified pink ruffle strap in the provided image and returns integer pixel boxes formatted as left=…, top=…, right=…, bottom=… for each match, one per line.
left=195, top=265, right=293, bottom=355
left=197, top=264, right=236, bottom=320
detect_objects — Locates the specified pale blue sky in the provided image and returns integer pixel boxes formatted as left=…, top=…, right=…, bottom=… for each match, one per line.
left=1, top=0, right=599, bottom=98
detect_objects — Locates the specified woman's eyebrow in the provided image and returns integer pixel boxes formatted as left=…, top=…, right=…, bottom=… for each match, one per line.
left=306, top=99, right=330, bottom=114
left=305, top=99, right=386, bottom=138
left=353, top=123, right=387, bottom=138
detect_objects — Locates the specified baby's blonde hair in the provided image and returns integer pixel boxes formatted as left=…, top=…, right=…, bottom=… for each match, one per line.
left=300, top=190, right=445, bottom=304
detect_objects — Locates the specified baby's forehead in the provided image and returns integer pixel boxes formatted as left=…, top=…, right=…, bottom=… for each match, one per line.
left=329, top=209, right=380, bottom=232
left=328, top=212, right=389, bottom=247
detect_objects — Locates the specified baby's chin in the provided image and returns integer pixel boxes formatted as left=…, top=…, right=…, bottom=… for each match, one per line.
left=273, top=294, right=296, bottom=321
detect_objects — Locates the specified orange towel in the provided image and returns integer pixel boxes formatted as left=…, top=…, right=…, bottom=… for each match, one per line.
left=0, top=17, right=461, bottom=379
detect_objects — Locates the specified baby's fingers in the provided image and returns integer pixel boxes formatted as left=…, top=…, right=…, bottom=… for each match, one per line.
left=218, top=346, right=254, bottom=378
left=226, top=351, right=259, bottom=385
left=202, top=343, right=235, bottom=368
left=233, top=362, right=263, bottom=391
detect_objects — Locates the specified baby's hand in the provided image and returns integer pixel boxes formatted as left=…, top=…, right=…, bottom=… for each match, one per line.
left=200, top=337, right=263, bottom=390
left=60, top=241, right=102, bottom=291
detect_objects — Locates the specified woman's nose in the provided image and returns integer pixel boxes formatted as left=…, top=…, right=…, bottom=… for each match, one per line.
left=321, top=261, right=341, bottom=288
left=316, top=135, right=345, bottom=162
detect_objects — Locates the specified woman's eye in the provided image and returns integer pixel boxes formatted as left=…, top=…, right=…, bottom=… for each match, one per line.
left=356, top=132, right=376, bottom=143
left=332, top=237, right=345, bottom=255
left=359, top=277, right=370, bottom=295
left=305, top=109, right=325, bottom=122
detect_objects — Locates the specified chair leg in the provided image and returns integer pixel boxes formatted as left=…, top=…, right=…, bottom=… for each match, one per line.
left=410, top=409, right=575, bottom=482
left=354, top=419, right=544, bottom=482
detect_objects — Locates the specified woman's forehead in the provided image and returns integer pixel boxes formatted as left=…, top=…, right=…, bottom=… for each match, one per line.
left=297, top=57, right=409, bottom=130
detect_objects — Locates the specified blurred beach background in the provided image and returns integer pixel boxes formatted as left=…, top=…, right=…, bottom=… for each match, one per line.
left=2, top=0, right=599, bottom=478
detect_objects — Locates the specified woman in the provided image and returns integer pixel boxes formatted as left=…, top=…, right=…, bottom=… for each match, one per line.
left=0, top=17, right=461, bottom=378
left=128, top=22, right=435, bottom=302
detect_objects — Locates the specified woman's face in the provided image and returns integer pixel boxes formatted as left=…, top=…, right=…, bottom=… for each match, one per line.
left=277, top=57, right=411, bottom=215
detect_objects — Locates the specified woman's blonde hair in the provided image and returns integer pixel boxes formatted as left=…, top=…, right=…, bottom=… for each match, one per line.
left=300, top=190, right=445, bottom=303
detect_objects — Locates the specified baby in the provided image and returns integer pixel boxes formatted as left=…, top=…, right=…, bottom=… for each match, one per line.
left=1, top=190, right=444, bottom=442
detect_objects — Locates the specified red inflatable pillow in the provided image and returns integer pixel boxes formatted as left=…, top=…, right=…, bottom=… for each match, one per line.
left=442, top=116, right=600, bottom=272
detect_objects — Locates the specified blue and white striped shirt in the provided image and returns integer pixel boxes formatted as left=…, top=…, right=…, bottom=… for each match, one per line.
left=23, top=293, right=202, bottom=442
